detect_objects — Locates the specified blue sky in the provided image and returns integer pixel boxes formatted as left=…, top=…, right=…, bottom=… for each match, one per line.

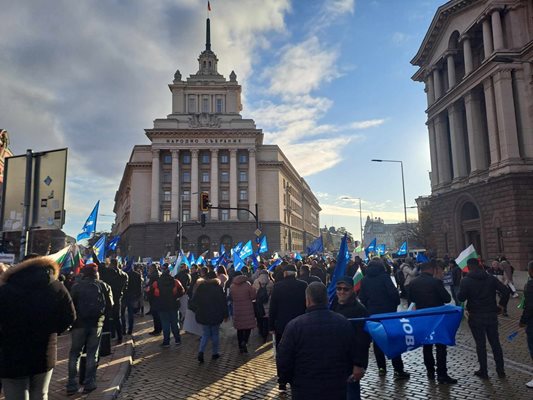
left=0, top=0, right=444, bottom=240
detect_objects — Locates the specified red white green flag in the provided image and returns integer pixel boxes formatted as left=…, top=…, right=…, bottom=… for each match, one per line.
left=353, top=267, right=364, bottom=292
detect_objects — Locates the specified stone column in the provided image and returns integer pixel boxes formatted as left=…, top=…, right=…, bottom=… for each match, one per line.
left=434, top=114, right=452, bottom=184
left=446, top=52, right=456, bottom=88
left=432, top=67, right=442, bottom=99
left=493, top=69, right=520, bottom=161
left=448, top=102, right=469, bottom=179
left=248, top=149, right=257, bottom=218
left=482, top=17, right=494, bottom=58
left=150, top=149, right=160, bottom=221
left=229, top=149, right=238, bottom=220
left=191, top=149, right=199, bottom=220
left=427, top=120, right=440, bottom=188
left=514, top=69, right=533, bottom=157
left=170, top=149, right=180, bottom=220
left=491, top=9, right=504, bottom=51
left=426, top=73, right=435, bottom=106
left=482, top=77, right=501, bottom=166
left=462, top=35, right=473, bottom=75
left=210, top=149, right=219, bottom=220
left=464, top=91, right=489, bottom=173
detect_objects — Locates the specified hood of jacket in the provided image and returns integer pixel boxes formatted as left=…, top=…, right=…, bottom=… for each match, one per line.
left=366, top=263, right=386, bottom=278
left=233, top=274, right=249, bottom=285
left=0, top=256, right=59, bottom=289
left=197, top=277, right=221, bottom=287
left=466, top=268, right=489, bottom=281
left=158, top=272, right=177, bottom=289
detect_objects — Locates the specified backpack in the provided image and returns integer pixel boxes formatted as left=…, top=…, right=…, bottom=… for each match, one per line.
left=76, top=280, right=107, bottom=320
left=256, top=283, right=269, bottom=304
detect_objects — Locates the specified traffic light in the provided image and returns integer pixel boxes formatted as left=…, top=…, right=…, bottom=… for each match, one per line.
left=200, top=192, right=210, bottom=212
left=201, top=213, right=206, bottom=227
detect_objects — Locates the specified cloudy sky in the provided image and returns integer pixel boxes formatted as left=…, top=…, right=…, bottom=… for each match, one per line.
left=0, top=0, right=443, bottom=241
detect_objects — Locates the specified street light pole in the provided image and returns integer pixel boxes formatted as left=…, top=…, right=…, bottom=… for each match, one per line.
left=371, top=159, right=409, bottom=255
left=340, top=196, right=364, bottom=245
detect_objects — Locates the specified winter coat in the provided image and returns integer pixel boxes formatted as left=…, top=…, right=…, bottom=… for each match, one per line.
left=359, top=263, right=400, bottom=314
left=150, top=272, right=185, bottom=312
left=268, top=276, right=307, bottom=333
left=457, top=268, right=510, bottom=313
left=501, top=261, right=514, bottom=285
left=277, top=305, right=358, bottom=400
left=407, top=272, right=451, bottom=309
left=0, top=257, right=76, bottom=378
left=520, top=278, right=533, bottom=325
left=217, top=273, right=228, bottom=290
left=191, top=278, right=228, bottom=325
left=176, top=269, right=191, bottom=293
left=70, top=277, right=113, bottom=329
left=252, top=271, right=274, bottom=316
left=100, top=266, right=128, bottom=306
left=124, top=270, right=143, bottom=302
left=230, top=275, right=257, bottom=330
left=401, top=263, right=418, bottom=287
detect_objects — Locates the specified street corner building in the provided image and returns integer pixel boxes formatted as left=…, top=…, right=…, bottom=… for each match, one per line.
left=113, top=18, right=320, bottom=259
left=411, top=0, right=533, bottom=269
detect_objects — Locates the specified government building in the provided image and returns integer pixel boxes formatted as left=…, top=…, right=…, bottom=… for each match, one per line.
left=411, top=0, right=533, bottom=268
left=113, top=19, right=321, bottom=258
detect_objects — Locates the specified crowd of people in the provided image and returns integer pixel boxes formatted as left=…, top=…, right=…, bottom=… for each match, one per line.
left=0, top=250, right=532, bottom=399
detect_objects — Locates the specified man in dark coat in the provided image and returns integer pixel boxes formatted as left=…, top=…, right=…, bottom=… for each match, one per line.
left=269, top=264, right=308, bottom=391
left=277, top=282, right=364, bottom=400
left=407, top=262, right=456, bottom=384
left=121, top=266, right=143, bottom=335
left=331, top=276, right=371, bottom=400
left=519, top=260, right=533, bottom=388
left=358, top=259, right=410, bottom=379
left=0, top=256, right=76, bottom=399
left=458, top=257, right=509, bottom=379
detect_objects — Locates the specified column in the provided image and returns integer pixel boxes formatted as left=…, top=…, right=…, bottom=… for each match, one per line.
left=514, top=69, right=533, bottom=157
left=191, top=149, right=199, bottom=220
left=482, top=77, right=501, bottom=166
left=446, top=52, right=456, bottom=88
left=426, top=73, right=435, bottom=106
left=248, top=149, right=257, bottom=217
left=229, top=149, right=238, bottom=220
left=434, top=114, right=452, bottom=184
left=170, top=150, right=180, bottom=220
left=464, top=91, right=489, bottom=173
left=491, top=9, right=504, bottom=51
left=210, top=149, right=219, bottom=220
left=462, top=35, right=473, bottom=75
left=482, top=17, right=494, bottom=58
left=427, top=120, right=440, bottom=188
left=493, top=69, right=520, bottom=161
left=432, top=67, right=442, bottom=99
left=448, top=103, right=469, bottom=179
left=150, top=149, right=160, bottom=221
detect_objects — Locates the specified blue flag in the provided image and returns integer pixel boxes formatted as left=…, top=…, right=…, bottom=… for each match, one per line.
left=327, top=233, right=349, bottom=304
left=92, top=235, right=106, bottom=263
left=106, top=235, right=120, bottom=253
left=416, top=252, right=429, bottom=263
left=220, top=244, right=226, bottom=257
left=376, top=244, right=386, bottom=255
left=365, top=238, right=377, bottom=256
left=307, top=235, right=323, bottom=255
left=397, top=241, right=407, bottom=256
left=232, top=242, right=243, bottom=255
left=268, top=258, right=282, bottom=272
left=233, top=252, right=245, bottom=271
left=76, top=201, right=99, bottom=242
left=361, top=305, right=463, bottom=359
left=294, top=252, right=302, bottom=261
left=251, top=253, right=260, bottom=271
left=179, top=250, right=190, bottom=268
left=239, top=240, right=253, bottom=260
left=123, top=256, right=134, bottom=273
left=196, top=255, right=205, bottom=265
left=210, top=256, right=219, bottom=266
left=258, top=236, right=268, bottom=254
left=189, top=253, right=196, bottom=265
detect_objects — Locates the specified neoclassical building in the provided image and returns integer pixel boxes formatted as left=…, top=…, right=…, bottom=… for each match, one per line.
left=411, top=0, right=533, bottom=268
left=113, top=19, right=320, bottom=258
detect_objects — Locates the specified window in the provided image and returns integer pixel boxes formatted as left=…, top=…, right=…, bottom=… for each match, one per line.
left=238, top=210, right=249, bottom=220
left=239, top=189, right=248, bottom=201
left=163, top=172, right=171, bottom=183
left=216, top=98, right=223, bottom=113
left=163, top=210, right=171, bottom=222
left=182, top=171, right=191, bottom=183
left=239, top=171, right=247, bottom=182
left=182, top=190, right=190, bottom=201
left=188, top=96, right=196, bottom=113
left=163, top=154, right=172, bottom=164
left=201, top=153, right=210, bottom=164
left=220, top=171, right=229, bottom=183
left=163, top=191, right=171, bottom=202
left=220, top=209, right=229, bottom=221
left=221, top=190, right=229, bottom=201
left=183, top=153, right=191, bottom=164
left=202, top=97, right=209, bottom=113
left=239, top=153, right=248, bottom=164
left=182, top=210, right=190, bottom=222
left=201, top=172, right=210, bottom=183
left=220, top=153, right=229, bottom=164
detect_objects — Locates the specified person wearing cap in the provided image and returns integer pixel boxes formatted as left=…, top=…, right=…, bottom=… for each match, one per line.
left=269, top=263, right=308, bottom=391
left=331, top=276, right=371, bottom=400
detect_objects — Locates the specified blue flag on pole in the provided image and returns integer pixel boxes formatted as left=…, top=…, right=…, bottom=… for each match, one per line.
left=268, top=258, right=282, bottom=272
left=238, top=240, right=253, bottom=260
left=179, top=250, right=190, bottom=268
left=92, top=235, right=106, bottom=263
left=416, top=252, right=429, bottom=263
left=376, top=244, right=386, bottom=255
left=365, top=238, right=377, bottom=255
left=106, top=235, right=120, bottom=253
left=397, top=241, right=407, bottom=256
left=232, top=242, right=243, bottom=256
left=220, top=244, right=226, bottom=257
left=327, top=233, right=349, bottom=304
left=233, top=252, right=245, bottom=271
left=294, top=252, right=302, bottom=261
left=123, top=256, right=134, bottom=273
left=189, top=253, right=196, bottom=265
left=258, top=236, right=268, bottom=254
left=251, top=253, right=260, bottom=271
left=76, top=201, right=100, bottom=242
left=307, top=235, right=323, bottom=255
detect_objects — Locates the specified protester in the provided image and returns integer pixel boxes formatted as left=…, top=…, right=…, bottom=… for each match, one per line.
left=189, top=271, right=228, bottom=363
left=401, top=256, right=417, bottom=292
left=298, top=264, right=321, bottom=285
left=501, top=260, right=518, bottom=298
left=407, top=262, right=457, bottom=384
left=269, top=264, right=308, bottom=391
left=98, top=258, right=128, bottom=344
left=359, top=259, right=410, bottom=380
left=176, top=263, right=191, bottom=295
left=458, top=257, right=509, bottom=379
left=0, top=256, right=76, bottom=400
left=229, top=271, right=257, bottom=353
left=252, top=269, right=274, bottom=343
left=145, top=264, right=162, bottom=335
left=277, top=282, right=365, bottom=399
left=217, top=265, right=229, bottom=290
left=150, top=264, right=185, bottom=347
left=450, top=260, right=462, bottom=305
left=122, top=265, right=143, bottom=335
left=67, top=263, right=113, bottom=394
left=519, top=260, right=533, bottom=388
left=331, top=277, right=371, bottom=400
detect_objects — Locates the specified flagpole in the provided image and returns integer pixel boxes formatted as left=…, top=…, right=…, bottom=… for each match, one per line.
left=348, top=307, right=462, bottom=323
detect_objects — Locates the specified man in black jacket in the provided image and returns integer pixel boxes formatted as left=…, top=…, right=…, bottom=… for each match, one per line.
left=99, top=258, right=128, bottom=344
left=269, top=264, right=307, bottom=391
left=121, top=266, right=143, bottom=335
left=458, top=257, right=509, bottom=379
left=408, top=262, right=457, bottom=384
left=277, top=282, right=364, bottom=400
left=519, top=260, right=533, bottom=388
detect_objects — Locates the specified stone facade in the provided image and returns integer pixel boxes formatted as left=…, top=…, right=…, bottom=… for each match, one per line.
left=412, top=0, right=533, bottom=269
left=113, top=19, right=321, bottom=259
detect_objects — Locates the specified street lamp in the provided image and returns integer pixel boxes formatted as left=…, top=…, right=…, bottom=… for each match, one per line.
left=371, top=159, right=409, bottom=255
left=339, top=196, right=363, bottom=244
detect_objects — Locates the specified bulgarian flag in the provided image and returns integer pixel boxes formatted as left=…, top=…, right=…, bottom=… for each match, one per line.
left=48, top=245, right=70, bottom=266
left=455, top=244, right=478, bottom=272
left=353, top=267, right=364, bottom=292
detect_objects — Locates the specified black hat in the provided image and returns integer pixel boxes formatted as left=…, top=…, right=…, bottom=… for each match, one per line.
left=283, top=264, right=297, bottom=273
left=336, top=276, right=354, bottom=287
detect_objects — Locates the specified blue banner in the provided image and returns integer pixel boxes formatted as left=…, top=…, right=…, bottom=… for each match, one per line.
left=239, top=240, right=253, bottom=260
left=259, top=236, right=268, bottom=254
left=397, top=241, right=407, bottom=256
left=307, top=235, right=323, bottom=255
left=327, top=233, right=349, bottom=304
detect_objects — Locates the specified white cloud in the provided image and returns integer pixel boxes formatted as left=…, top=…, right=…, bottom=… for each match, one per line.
left=309, top=0, right=355, bottom=33
left=320, top=203, right=418, bottom=223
